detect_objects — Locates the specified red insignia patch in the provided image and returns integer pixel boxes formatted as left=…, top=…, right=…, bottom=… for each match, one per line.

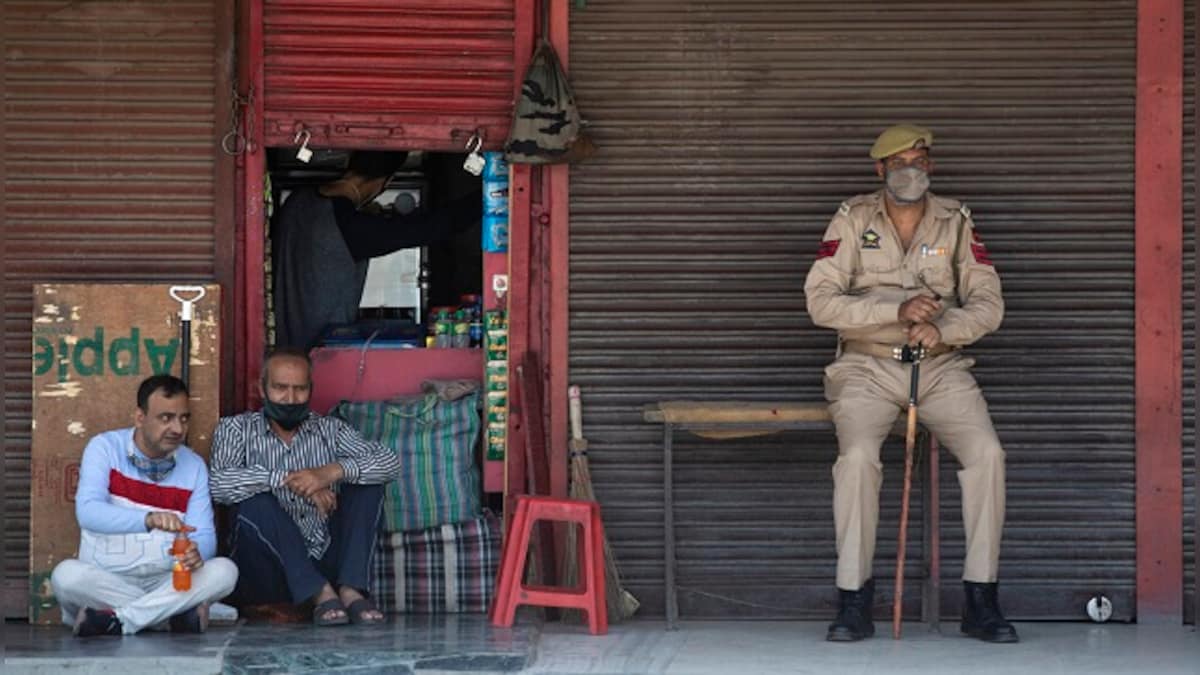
left=816, top=239, right=840, bottom=260
left=970, top=242, right=994, bottom=266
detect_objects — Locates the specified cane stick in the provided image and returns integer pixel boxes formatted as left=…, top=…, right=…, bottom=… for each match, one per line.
left=169, top=286, right=206, bottom=389
left=893, top=346, right=923, bottom=639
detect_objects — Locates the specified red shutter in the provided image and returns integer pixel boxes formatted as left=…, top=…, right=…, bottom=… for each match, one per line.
left=261, top=0, right=519, bottom=151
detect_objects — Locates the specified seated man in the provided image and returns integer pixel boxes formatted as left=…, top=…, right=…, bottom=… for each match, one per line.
left=51, top=375, right=238, bottom=637
left=210, top=346, right=400, bottom=626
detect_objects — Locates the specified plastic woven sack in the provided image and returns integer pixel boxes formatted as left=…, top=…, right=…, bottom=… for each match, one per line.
left=333, top=392, right=481, bottom=532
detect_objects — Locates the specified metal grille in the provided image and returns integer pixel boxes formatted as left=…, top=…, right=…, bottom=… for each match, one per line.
left=569, top=0, right=1139, bottom=619
left=2, top=0, right=217, bottom=617
left=261, top=0, right=517, bottom=151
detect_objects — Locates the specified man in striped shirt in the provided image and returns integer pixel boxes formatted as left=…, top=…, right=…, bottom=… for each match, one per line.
left=210, top=347, right=400, bottom=625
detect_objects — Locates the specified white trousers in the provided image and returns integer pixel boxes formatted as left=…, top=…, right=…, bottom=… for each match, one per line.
left=51, top=558, right=238, bottom=635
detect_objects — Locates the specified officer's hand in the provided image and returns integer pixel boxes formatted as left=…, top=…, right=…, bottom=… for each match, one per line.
left=145, top=512, right=193, bottom=534
left=898, top=295, right=941, bottom=323
left=908, top=322, right=943, bottom=349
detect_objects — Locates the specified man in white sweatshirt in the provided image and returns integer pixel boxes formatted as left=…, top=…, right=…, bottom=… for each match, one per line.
left=50, top=374, right=237, bottom=636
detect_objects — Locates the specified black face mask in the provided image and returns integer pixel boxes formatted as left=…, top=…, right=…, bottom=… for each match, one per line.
left=263, top=399, right=310, bottom=431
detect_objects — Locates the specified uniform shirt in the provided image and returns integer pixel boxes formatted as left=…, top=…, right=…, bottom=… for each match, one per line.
left=804, top=189, right=1004, bottom=347
left=209, top=410, right=400, bottom=558
left=74, top=428, right=217, bottom=577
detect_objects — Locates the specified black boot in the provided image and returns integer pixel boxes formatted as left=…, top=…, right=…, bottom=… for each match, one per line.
left=961, top=581, right=1019, bottom=643
left=826, top=578, right=875, bottom=642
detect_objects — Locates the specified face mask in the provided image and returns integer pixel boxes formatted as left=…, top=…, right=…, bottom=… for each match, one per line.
left=885, top=166, right=930, bottom=204
left=128, top=449, right=176, bottom=483
left=263, top=399, right=310, bottom=431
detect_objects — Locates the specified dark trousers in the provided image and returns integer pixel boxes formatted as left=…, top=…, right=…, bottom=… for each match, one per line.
left=229, top=484, right=383, bottom=605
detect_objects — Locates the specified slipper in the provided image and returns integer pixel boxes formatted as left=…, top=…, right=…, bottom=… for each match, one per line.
left=312, top=597, right=349, bottom=627
left=345, top=597, right=385, bottom=625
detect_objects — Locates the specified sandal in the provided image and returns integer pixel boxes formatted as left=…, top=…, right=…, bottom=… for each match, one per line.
left=345, top=597, right=385, bottom=625
left=312, top=597, right=349, bottom=627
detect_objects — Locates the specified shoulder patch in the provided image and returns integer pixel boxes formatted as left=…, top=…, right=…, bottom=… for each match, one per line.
left=838, top=202, right=851, bottom=217
left=959, top=204, right=971, bottom=218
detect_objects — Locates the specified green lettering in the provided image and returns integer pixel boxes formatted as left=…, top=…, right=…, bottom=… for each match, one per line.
left=73, top=327, right=104, bottom=376
left=144, top=338, right=178, bottom=375
left=109, top=328, right=140, bottom=376
left=33, top=337, right=53, bottom=376
left=57, top=339, right=69, bottom=382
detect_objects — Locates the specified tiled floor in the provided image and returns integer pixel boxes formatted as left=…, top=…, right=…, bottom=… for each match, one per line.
left=3, top=615, right=537, bottom=675
left=4, top=617, right=1198, bottom=674
left=528, top=620, right=1200, bottom=675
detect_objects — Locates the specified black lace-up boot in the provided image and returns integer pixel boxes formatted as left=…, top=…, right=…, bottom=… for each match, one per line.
left=826, top=578, right=875, bottom=642
left=961, top=581, right=1019, bottom=643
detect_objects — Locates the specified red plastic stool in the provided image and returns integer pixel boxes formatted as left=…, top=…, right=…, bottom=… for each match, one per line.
left=490, top=495, right=608, bottom=635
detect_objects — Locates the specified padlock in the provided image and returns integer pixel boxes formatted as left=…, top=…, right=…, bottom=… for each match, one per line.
left=462, top=133, right=485, bottom=176
left=293, top=129, right=313, bottom=164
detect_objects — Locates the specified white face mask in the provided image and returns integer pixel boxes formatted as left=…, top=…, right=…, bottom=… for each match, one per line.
left=885, top=166, right=930, bottom=204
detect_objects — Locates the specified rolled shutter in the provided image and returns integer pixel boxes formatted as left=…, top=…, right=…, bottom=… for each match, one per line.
left=2, top=1, right=220, bottom=617
left=261, top=0, right=519, bottom=151
left=569, top=0, right=1146, bottom=619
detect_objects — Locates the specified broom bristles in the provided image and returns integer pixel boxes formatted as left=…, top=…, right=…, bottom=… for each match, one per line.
left=563, top=454, right=640, bottom=622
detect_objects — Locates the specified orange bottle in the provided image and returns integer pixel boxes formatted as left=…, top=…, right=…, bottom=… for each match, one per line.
left=171, top=531, right=192, bottom=591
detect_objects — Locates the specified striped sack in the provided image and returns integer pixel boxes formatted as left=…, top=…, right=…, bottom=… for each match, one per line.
left=369, top=512, right=500, bottom=614
left=333, top=392, right=481, bottom=532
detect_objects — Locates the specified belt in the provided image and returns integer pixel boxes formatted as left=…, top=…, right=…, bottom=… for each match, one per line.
left=842, top=340, right=955, bottom=362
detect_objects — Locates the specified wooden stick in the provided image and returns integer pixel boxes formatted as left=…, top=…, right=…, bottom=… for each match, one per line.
left=894, top=400, right=918, bottom=639
left=894, top=349, right=923, bottom=640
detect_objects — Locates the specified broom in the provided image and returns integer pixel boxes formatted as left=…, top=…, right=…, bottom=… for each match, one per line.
left=562, top=384, right=640, bottom=623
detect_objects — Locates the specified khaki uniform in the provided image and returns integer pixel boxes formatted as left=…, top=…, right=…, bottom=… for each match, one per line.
left=804, top=189, right=1006, bottom=590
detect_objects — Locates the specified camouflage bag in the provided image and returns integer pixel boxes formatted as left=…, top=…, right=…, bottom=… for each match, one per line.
left=504, top=40, right=594, bottom=164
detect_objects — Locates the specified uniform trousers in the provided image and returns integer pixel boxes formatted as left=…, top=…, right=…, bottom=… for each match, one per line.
left=51, top=557, right=238, bottom=634
left=229, top=484, right=383, bottom=605
left=825, top=351, right=1006, bottom=590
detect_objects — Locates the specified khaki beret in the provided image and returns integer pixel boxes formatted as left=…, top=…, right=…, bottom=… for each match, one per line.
left=869, top=124, right=934, bottom=160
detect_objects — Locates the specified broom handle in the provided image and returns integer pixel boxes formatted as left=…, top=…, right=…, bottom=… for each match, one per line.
left=569, top=385, right=584, bottom=441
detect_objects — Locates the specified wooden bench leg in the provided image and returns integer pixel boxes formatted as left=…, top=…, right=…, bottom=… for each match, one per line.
left=663, top=423, right=678, bottom=631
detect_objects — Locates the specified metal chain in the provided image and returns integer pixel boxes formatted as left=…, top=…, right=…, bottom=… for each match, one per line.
left=221, top=85, right=254, bottom=155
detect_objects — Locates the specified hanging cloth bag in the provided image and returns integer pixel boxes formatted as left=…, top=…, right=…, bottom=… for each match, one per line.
left=505, top=40, right=593, bottom=164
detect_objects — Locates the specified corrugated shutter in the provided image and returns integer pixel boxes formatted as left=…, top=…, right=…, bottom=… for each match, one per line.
left=2, top=1, right=218, bottom=617
left=261, top=0, right=517, bottom=151
left=570, top=1, right=1141, bottom=619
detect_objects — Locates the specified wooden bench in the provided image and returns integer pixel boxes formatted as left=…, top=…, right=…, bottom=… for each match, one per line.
left=642, top=401, right=942, bottom=631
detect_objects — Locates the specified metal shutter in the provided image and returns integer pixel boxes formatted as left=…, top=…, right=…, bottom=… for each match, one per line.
left=2, top=1, right=219, bottom=617
left=1187, top=1, right=1198, bottom=627
left=261, top=0, right=519, bottom=151
left=569, top=0, right=1141, bottom=619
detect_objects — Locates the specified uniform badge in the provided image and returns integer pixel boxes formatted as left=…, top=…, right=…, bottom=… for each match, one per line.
left=861, top=229, right=882, bottom=249
left=816, top=239, right=840, bottom=260
left=969, top=230, right=993, bottom=266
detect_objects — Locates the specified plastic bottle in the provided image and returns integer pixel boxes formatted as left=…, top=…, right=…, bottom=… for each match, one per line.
left=172, top=531, right=192, bottom=591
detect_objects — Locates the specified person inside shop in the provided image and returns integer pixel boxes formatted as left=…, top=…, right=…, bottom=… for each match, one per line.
left=804, top=124, right=1018, bottom=643
left=209, top=346, right=400, bottom=626
left=50, top=375, right=238, bottom=637
left=272, top=149, right=481, bottom=350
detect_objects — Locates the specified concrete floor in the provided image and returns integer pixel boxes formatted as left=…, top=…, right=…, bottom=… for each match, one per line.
left=3, top=618, right=1197, bottom=674
left=527, top=620, right=1200, bottom=675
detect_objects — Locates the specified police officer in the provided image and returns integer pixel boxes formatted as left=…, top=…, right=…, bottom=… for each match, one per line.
left=804, top=124, right=1018, bottom=643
